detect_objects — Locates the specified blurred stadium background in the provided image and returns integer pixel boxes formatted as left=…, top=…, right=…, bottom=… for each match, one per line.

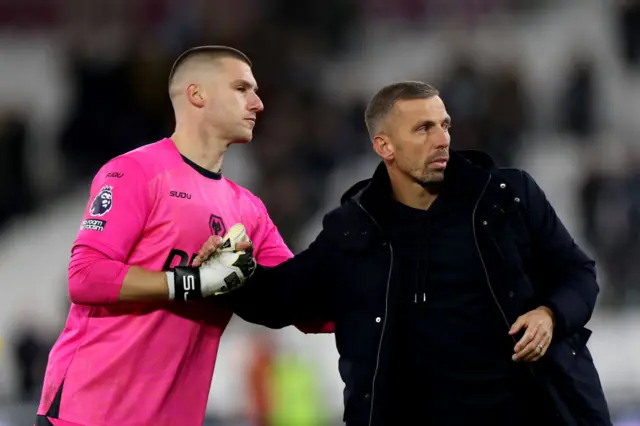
left=1, top=0, right=640, bottom=424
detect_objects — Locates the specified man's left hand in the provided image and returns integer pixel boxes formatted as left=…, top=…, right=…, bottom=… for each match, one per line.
left=509, top=306, right=555, bottom=362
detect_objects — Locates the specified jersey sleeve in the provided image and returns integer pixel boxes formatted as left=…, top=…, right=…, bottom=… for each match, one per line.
left=248, top=196, right=293, bottom=267
left=73, top=156, right=152, bottom=262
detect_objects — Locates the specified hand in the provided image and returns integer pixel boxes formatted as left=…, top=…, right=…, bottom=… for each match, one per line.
left=167, top=224, right=256, bottom=300
left=192, top=235, right=224, bottom=268
left=200, top=224, right=256, bottom=295
left=192, top=224, right=253, bottom=267
left=509, top=306, right=555, bottom=362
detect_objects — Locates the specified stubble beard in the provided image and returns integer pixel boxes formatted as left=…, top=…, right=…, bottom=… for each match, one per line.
left=414, top=166, right=445, bottom=193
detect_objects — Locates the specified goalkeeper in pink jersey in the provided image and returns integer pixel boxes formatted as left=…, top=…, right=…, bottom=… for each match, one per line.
left=36, top=46, right=293, bottom=426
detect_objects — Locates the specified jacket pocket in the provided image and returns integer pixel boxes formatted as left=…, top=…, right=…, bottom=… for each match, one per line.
left=341, top=361, right=373, bottom=425
left=343, top=391, right=371, bottom=425
left=545, top=328, right=612, bottom=426
left=548, top=327, right=592, bottom=373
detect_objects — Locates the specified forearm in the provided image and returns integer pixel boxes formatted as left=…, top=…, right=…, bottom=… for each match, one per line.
left=69, top=246, right=169, bottom=304
left=543, top=255, right=598, bottom=338
left=521, top=170, right=599, bottom=337
left=119, top=266, right=169, bottom=301
left=228, top=282, right=296, bottom=329
left=227, top=265, right=330, bottom=329
left=546, top=273, right=598, bottom=337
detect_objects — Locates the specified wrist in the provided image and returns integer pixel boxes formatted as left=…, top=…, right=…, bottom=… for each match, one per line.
left=168, top=267, right=202, bottom=301
left=166, top=271, right=176, bottom=300
left=539, top=305, right=556, bottom=327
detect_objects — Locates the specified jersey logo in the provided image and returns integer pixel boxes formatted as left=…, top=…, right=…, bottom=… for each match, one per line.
left=90, top=185, right=113, bottom=217
left=209, top=214, right=226, bottom=236
left=80, top=219, right=107, bottom=232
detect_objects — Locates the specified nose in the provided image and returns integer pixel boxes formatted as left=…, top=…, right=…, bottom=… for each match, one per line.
left=434, top=125, right=451, bottom=149
left=248, top=93, right=264, bottom=113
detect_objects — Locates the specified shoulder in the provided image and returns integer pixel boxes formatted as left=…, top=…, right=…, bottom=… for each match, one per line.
left=320, top=201, right=365, bottom=237
left=219, top=179, right=279, bottom=237
left=494, top=167, right=550, bottom=221
left=223, top=176, right=259, bottom=201
left=496, top=167, right=529, bottom=185
left=88, top=140, right=178, bottom=212
left=97, top=138, right=180, bottom=182
left=495, top=167, right=541, bottom=197
left=221, top=178, right=267, bottom=214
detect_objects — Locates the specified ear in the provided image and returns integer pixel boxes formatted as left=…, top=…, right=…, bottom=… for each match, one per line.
left=186, top=83, right=205, bottom=108
left=373, top=134, right=395, bottom=161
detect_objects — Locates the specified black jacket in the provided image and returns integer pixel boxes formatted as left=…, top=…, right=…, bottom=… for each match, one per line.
left=230, top=150, right=611, bottom=426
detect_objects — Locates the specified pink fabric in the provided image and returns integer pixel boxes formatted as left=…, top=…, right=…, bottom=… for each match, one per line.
left=38, top=138, right=293, bottom=426
left=67, top=246, right=130, bottom=305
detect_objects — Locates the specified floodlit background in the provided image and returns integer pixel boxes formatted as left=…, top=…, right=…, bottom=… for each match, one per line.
left=1, top=0, right=640, bottom=424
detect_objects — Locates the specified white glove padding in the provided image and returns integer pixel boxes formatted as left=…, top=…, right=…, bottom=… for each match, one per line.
left=218, top=223, right=253, bottom=253
left=166, top=224, right=256, bottom=300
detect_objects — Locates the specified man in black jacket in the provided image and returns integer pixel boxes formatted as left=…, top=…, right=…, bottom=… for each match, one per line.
left=204, top=81, right=611, bottom=426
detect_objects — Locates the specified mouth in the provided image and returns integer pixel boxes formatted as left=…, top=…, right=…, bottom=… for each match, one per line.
left=245, top=117, right=256, bottom=124
left=430, top=157, right=448, bottom=168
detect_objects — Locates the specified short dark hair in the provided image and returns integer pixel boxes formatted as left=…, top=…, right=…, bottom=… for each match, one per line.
left=364, top=81, right=440, bottom=138
left=168, top=45, right=252, bottom=92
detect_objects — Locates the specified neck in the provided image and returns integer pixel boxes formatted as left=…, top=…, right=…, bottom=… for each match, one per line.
left=388, top=166, right=439, bottom=211
left=171, top=122, right=228, bottom=173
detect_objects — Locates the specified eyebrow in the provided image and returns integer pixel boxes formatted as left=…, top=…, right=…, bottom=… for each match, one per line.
left=415, top=116, right=452, bottom=129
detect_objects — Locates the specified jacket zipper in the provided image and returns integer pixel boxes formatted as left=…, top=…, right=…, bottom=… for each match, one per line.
left=473, top=176, right=556, bottom=417
left=356, top=176, right=517, bottom=425
left=472, top=175, right=514, bottom=334
left=355, top=201, right=393, bottom=426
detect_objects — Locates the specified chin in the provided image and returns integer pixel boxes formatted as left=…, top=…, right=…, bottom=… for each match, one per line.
left=416, top=171, right=445, bottom=186
left=231, top=132, right=253, bottom=144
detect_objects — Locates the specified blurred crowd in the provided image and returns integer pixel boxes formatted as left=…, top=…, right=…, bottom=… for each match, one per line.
left=0, top=0, right=370, bottom=419
left=580, top=0, right=640, bottom=306
left=2, top=0, right=640, bottom=424
left=0, top=0, right=368, bottom=246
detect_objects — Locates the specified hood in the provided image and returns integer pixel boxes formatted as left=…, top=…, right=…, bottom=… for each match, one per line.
left=339, top=149, right=497, bottom=205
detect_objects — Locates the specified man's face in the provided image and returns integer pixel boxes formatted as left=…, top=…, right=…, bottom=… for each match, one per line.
left=377, top=96, right=451, bottom=186
left=201, top=58, right=264, bottom=143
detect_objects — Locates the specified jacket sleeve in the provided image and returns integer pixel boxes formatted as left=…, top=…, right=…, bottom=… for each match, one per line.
left=521, top=170, right=599, bottom=338
left=226, top=218, right=336, bottom=329
left=247, top=196, right=334, bottom=334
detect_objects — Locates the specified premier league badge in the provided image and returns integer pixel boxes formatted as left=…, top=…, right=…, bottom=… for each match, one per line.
left=90, top=186, right=113, bottom=217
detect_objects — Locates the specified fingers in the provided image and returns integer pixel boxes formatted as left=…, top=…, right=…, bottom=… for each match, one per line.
left=513, top=318, right=537, bottom=352
left=192, top=235, right=222, bottom=267
left=233, top=251, right=258, bottom=278
left=192, top=237, right=254, bottom=268
left=509, top=315, right=526, bottom=336
left=513, top=324, right=554, bottom=362
left=525, top=331, right=553, bottom=363
left=235, top=241, right=252, bottom=252
left=512, top=322, right=541, bottom=361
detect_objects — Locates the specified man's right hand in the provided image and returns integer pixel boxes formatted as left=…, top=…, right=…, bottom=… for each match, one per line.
left=192, top=223, right=254, bottom=267
left=166, top=224, right=256, bottom=300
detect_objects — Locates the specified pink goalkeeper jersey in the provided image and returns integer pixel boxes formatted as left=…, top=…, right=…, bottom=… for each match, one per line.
left=38, top=138, right=293, bottom=426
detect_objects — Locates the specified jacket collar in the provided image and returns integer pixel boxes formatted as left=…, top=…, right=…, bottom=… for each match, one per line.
left=342, top=150, right=496, bottom=221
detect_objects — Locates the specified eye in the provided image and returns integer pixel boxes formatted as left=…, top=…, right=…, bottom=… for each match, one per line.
left=416, top=123, right=433, bottom=132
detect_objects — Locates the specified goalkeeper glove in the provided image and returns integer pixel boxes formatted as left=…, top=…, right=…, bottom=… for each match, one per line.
left=166, top=224, right=256, bottom=300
